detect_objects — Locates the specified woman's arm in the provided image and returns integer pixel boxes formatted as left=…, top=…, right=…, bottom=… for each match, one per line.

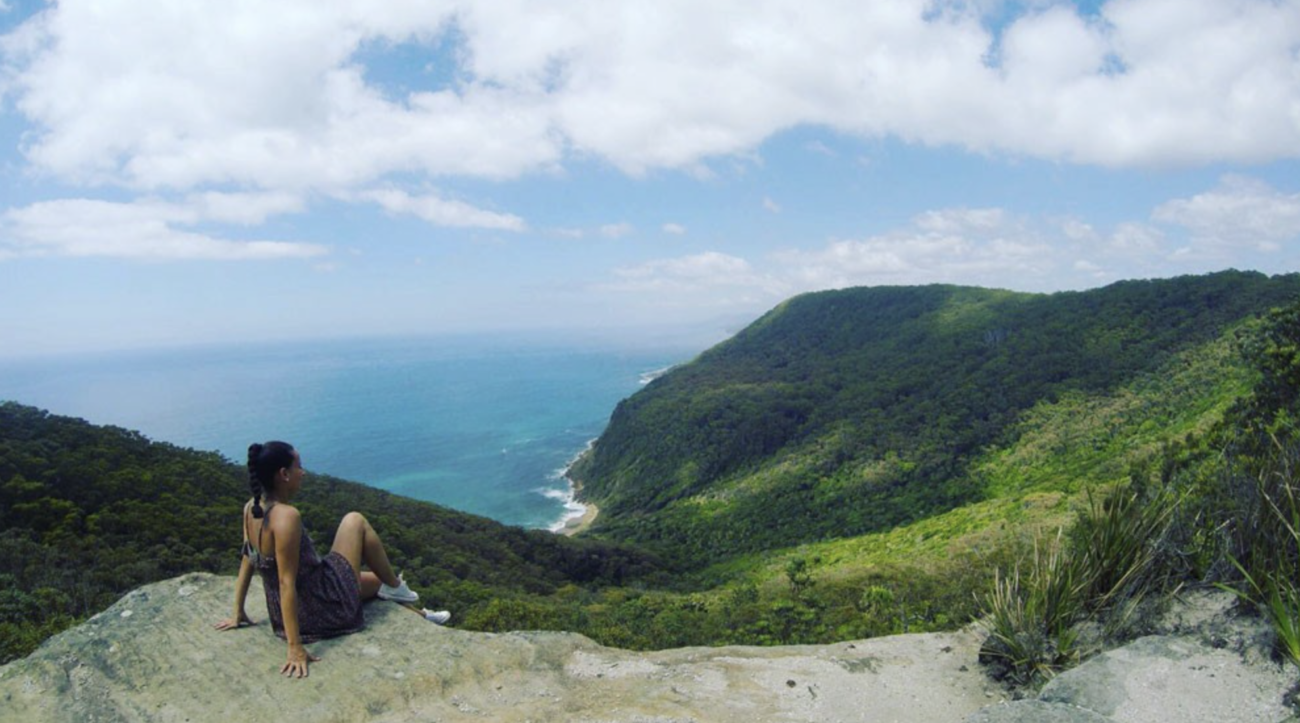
left=272, top=505, right=317, bottom=677
left=214, top=555, right=256, bottom=630
left=214, top=503, right=256, bottom=631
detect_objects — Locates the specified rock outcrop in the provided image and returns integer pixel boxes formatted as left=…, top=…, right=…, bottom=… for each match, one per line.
left=0, top=574, right=1294, bottom=723
left=967, top=592, right=1298, bottom=723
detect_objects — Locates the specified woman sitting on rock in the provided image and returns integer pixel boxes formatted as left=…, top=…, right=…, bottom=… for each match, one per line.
left=215, top=441, right=450, bottom=678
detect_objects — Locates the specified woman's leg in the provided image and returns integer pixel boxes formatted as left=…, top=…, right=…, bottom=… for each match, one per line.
left=358, top=571, right=382, bottom=600
left=331, top=512, right=401, bottom=595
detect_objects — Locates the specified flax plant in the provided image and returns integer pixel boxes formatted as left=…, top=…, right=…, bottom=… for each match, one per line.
left=1073, top=485, right=1177, bottom=614
left=980, top=484, right=1177, bottom=686
left=979, top=531, right=1085, bottom=686
left=1222, top=439, right=1300, bottom=666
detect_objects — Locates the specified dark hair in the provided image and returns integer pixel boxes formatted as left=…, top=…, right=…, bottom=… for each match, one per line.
left=247, top=441, right=295, bottom=519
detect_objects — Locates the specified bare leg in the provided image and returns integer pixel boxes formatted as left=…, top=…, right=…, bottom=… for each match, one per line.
left=358, top=571, right=382, bottom=600
left=331, top=512, right=401, bottom=593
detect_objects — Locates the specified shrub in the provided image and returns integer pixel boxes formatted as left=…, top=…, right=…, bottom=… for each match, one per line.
left=1220, top=437, right=1300, bottom=666
left=979, top=482, right=1177, bottom=686
left=978, top=532, right=1083, bottom=686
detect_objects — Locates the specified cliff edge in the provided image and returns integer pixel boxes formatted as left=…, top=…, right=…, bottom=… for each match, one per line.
left=0, top=574, right=1294, bottom=723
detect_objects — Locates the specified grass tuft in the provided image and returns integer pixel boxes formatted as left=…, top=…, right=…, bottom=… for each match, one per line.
left=1220, top=436, right=1300, bottom=666
left=979, top=482, right=1177, bottom=686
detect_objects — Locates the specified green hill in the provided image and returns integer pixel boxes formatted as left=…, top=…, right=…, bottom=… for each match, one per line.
left=572, top=271, right=1300, bottom=564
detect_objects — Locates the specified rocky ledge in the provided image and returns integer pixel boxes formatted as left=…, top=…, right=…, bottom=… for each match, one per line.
left=0, top=573, right=1294, bottom=723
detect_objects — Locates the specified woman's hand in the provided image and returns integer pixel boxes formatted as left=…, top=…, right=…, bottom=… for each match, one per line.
left=213, top=612, right=255, bottom=631
left=282, top=643, right=320, bottom=678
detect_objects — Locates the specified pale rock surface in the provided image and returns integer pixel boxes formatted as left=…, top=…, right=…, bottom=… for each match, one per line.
left=2, top=575, right=1295, bottom=723
left=0, top=573, right=1002, bottom=723
left=968, top=590, right=1299, bottom=723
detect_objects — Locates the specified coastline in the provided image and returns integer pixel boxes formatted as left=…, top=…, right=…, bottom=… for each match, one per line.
left=558, top=499, right=599, bottom=536
left=551, top=440, right=599, bottom=536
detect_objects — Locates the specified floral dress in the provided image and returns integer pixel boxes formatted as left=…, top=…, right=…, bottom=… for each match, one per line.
left=243, top=503, right=365, bottom=642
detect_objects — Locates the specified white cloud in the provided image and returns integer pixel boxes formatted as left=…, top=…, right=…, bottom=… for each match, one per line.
left=1059, top=218, right=1097, bottom=242
left=599, top=206, right=1146, bottom=304
left=774, top=207, right=1060, bottom=291
left=1, top=2, right=557, bottom=191
left=187, top=191, right=306, bottom=225
left=662, top=222, right=686, bottom=235
left=914, top=207, right=1005, bottom=234
left=594, top=170, right=1300, bottom=321
left=1152, top=175, right=1300, bottom=254
left=783, top=240, right=1027, bottom=290
left=763, top=196, right=782, bottom=214
left=4, top=0, right=1295, bottom=198
left=0, top=198, right=327, bottom=260
left=360, top=188, right=526, bottom=230
left=599, top=222, right=634, bottom=239
left=607, top=251, right=783, bottom=293
left=1107, top=222, right=1165, bottom=256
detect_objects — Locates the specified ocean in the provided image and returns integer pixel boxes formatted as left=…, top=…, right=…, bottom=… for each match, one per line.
left=0, top=333, right=698, bottom=530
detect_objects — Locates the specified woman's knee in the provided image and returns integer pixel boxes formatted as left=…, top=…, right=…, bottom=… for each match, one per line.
left=334, top=512, right=369, bottom=545
left=340, top=511, right=368, bottom=530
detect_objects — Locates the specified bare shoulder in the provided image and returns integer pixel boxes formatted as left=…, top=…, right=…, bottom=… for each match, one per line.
left=269, top=503, right=302, bottom=531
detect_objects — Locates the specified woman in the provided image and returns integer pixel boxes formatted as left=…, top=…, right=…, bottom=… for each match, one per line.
left=214, top=441, right=450, bottom=678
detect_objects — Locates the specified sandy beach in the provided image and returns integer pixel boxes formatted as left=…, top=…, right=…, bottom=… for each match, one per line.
left=558, top=502, right=599, bottom=536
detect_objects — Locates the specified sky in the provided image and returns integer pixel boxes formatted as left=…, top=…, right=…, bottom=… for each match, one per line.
left=1, top=0, right=1298, bottom=357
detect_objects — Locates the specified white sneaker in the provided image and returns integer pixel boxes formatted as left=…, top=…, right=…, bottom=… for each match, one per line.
left=422, top=608, right=452, bottom=625
left=377, top=574, right=419, bottom=603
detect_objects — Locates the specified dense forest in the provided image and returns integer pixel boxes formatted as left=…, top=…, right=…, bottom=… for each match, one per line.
left=3, top=270, right=1299, bottom=673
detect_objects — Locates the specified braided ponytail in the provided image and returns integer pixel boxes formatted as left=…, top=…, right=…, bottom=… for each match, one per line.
left=247, top=443, right=266, bottom=518
left=247, top=441, right=295, bottom=519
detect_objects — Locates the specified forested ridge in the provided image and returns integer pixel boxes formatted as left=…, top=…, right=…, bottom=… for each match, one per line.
left=3, top=269, right=1300, bottom=663
left=573, top=271, right=1300, bottom=563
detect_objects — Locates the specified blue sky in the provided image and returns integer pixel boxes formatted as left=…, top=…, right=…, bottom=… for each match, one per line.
left=1, top=0, right=1298, bottom=357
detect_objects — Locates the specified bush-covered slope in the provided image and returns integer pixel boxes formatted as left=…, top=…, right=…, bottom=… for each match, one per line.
left=573, top=271, right=1300, bottom=563
left=0, top=402, right=663, bottom=663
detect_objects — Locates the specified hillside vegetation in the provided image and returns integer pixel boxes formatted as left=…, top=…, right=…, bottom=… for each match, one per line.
left=572, top=271, right=1300, bottom=564
left=3, top=270, right=1299, bottom=663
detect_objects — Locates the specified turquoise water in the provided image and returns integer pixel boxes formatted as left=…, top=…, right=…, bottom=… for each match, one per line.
left=0, top=334, right=694, bottom=529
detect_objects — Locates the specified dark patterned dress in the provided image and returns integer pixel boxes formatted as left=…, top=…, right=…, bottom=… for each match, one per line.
left=243, top=503, right=365, bottom=643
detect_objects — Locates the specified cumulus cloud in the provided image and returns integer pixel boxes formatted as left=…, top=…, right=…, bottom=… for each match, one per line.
left=360, top=188, right=526, bottom=230
left=1, top=198, right=327, bottom=260
left=605, top=206, right=1118, bottom=305
left=662, top=222, right=686, bottom=235
left=775, top=208, right=1057, bottom=291
left=1152, top=176, right=1300, bottom=254
left=1, top=2, right=557, bottom=191
left=2, top=0, right=1296, bottom=199
left=594, top=170, right=1297, bottom=318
